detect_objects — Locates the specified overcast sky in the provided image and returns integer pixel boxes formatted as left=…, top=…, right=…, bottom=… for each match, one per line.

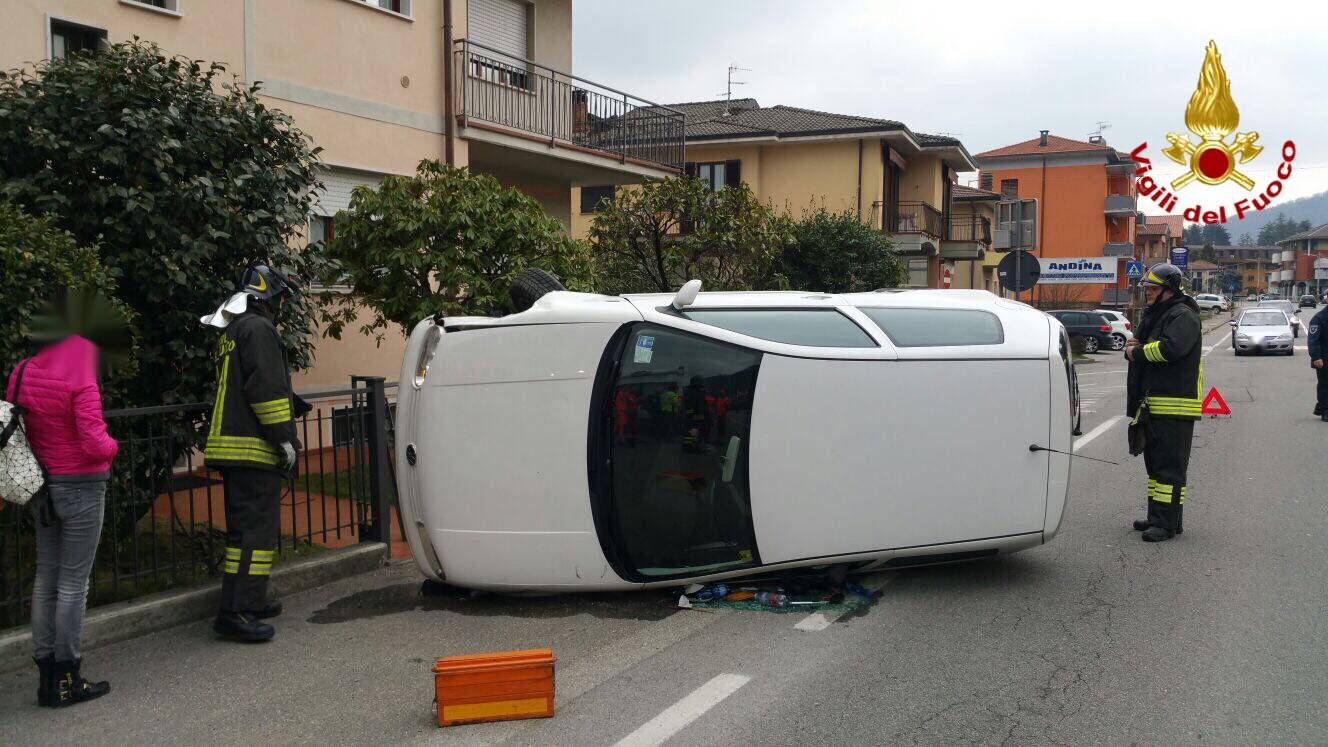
left=573, top=0, right=1328, bottom=214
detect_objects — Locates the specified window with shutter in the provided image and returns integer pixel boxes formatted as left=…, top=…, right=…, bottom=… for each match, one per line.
left=979, top=173, right=993, bottom=191
left=1000, top=179, right=1019, bottom=198
left=470, top=0, right=530, bottom=61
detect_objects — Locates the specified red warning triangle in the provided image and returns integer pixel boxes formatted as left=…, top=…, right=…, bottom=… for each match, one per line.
left=1201, top=387, right=1231, bottom=416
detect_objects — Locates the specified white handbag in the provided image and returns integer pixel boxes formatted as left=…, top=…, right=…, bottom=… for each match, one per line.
left=0, top=361, right=47, bottom=506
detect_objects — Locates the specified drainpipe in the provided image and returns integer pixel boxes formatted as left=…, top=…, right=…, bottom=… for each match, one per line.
left=856, top=139, right=864, bottom=221
left=442, top=0, right=455, bottom=166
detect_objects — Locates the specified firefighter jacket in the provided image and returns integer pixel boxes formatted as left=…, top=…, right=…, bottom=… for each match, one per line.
left=1126, top=294, right=1203, bottom=420
left=204, top=311, right=298, bottom=471
left=1307, top=306, right=1328, bottom=365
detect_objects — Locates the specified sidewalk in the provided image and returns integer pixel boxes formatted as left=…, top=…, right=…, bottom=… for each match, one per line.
left=0, top=562, right=686, bottom=744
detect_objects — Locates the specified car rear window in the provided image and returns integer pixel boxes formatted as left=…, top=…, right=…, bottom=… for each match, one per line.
left=680, top=309, right=877, bottom=348
left=858, top=307, right=1004, bottom=347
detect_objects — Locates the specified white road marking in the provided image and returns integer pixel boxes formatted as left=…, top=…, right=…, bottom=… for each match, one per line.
left=613, top=673, right=752, bottom=747
left=795, top=573, right=897, bottom=631
left=1075, top=415, right=1126, bottom=451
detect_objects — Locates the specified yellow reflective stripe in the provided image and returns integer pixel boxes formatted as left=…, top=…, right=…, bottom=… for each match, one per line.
left=251, top=550, right=275, bottom=561
left=205, top=447, right=280, bottom=466
left=225, top=548, right=242, bottom=560
left=249, top=564, right=271, bottom=576
left=251, top=398, right=290, bottom=413
left=224, top=562, right=240, bottom=574
left=1142, top=341, right=1166, bottom=362
left=209, top=353, right=230, bottom=438
left=255, top=410, right=292, bottom=425
left=206, top=435, right=278, bottom=454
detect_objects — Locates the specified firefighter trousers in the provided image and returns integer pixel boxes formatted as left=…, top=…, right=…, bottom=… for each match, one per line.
left=1142, top=417, right=1194, bottom=533
left=219, top=467, right=282, bottom=612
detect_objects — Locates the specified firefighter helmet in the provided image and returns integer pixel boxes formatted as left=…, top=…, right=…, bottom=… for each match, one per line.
left=240, top=265, right=300, bottom=301
left=1141, top=263, right=1185, bottom=293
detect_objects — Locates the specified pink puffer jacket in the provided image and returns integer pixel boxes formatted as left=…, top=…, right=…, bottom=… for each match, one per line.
left=6, top=336, right=118, bottom=476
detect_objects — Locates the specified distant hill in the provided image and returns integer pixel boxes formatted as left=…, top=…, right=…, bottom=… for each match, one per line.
left=1219, top=189, right=1328, bottom=239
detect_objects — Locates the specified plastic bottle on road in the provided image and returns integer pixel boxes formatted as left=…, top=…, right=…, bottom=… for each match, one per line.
left=756, top=591, right=789, bottom=608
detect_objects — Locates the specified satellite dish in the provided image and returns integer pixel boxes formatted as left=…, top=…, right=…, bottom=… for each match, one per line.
left=672, top=279, right=702, bottom=310
left=997, top=250, right=1040, bottom=292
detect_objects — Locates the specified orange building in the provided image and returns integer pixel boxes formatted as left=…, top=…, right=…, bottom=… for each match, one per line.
left=975, top=131, right=1138, bottom=306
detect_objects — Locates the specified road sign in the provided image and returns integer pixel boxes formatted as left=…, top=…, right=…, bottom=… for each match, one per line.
left=1170, top=246, right=1189, bottom=270
left=997, top=250, right=1040, bottom=292
left=1201, top=387, right=1231, bottom=416
left=1126, top=260, right=1145, bottom=279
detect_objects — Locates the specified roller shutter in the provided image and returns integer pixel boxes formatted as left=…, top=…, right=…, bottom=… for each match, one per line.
left=470, top=0, right=529, bottom=61
left=313, top=168, right=384, bottom=217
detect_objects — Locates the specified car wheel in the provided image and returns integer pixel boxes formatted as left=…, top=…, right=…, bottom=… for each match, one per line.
left=1083, top=336, right=1100, bottom=354
left=1111, top=333, right=1126, bottom=351
left=508, top=267, right=567, bottom=312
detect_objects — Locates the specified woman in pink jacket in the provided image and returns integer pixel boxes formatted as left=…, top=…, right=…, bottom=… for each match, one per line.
left=7, top=335, right=118, bottom=708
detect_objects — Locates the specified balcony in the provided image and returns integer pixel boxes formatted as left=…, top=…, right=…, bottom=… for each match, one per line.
left=1103, top=242, right=1134, bottom=257
left=940, top=215, right=991, bottom=260
left=1104, top=195, right=1137, bottom=215
left=888, top=201, right=945, bottom=237
left=453, top=39, right=684, bottom=177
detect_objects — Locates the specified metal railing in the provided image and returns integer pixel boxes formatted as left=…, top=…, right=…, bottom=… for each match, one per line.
left=946, top=214, right=991, bottom=244
left=0, top=378, right=397, bottom=630
left=888, top=201, right=946, bottom=239
left=454, top=39, right=685, bottom=171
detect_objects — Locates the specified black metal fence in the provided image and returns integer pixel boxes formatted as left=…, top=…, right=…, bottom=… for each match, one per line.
left=889, top=201, right=946, bottom=239
left=0, top=378, right=397, bottom=630
left=947, top=214, right=992, bottom=244
left=454, top=38, right=685, bottom=171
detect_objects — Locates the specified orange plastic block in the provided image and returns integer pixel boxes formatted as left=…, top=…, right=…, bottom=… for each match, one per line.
left=433, top=649, right=556, bottom=727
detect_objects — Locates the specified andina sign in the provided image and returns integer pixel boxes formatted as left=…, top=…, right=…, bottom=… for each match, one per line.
left=1039, top=258, right=1117, bottom=284
left=1129, top=41, right=1297, bottom=225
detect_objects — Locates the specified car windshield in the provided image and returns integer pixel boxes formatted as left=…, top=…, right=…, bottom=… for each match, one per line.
left=1241, top=312, right=1288, bottom=326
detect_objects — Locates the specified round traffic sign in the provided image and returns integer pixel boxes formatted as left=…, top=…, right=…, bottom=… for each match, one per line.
left=997, top=250, right=1040, bottom=292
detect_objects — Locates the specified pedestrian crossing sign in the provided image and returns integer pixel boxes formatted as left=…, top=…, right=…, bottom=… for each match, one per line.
left=1126, top=260, right=1145, bottom=279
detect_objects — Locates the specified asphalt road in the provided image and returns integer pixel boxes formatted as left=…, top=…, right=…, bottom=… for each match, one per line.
left=3, top=318, right=1326, bottom=745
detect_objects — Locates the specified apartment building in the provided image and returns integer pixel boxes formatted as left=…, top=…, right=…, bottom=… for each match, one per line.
left=1272, top=224, right=1328, bottom=298
left=1205, top=245, right=1277, bottom=295
left=5, top=0, right=681, bottom=386
left=573, top=98, right=982, bottom=290
left=975, top=131, right=1138, bottom=306
left=1134, top=214, right=1184, bottom=265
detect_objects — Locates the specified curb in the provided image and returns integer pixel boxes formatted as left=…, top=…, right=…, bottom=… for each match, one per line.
left=0, top=542, right=386, bottom=674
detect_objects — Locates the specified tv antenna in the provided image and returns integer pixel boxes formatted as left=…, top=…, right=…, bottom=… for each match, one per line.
left=1091, top=121, right=1112, bottom=139
left=719, top=64, right=751, bottom=108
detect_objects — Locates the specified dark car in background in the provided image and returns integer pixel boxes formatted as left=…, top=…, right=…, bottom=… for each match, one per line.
left=1046, top=310, right=1114, bottom=354
left=1300, top=294, right=1317, bottom=308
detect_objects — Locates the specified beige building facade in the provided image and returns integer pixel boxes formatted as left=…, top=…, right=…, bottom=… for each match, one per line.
left=6, top=0, right=682, bottom=388
left=573, top=99, right=983, bottom=291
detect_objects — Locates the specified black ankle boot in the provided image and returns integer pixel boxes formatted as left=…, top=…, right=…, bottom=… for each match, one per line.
left=34, top=655, right=55, bottom=707
left=1141, top=526, right=1176, bottom=542
left=251, top=600, right=283, bottom=620
left=1132, top=519, right=1150, bottom=531
left=53, top=659, right=110, bottom=707
left=213, top=611, right=275, bottom=642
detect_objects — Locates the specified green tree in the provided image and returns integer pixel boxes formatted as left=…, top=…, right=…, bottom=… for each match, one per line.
left=780, top=206, right=902, bottom=292
left=0, top=202, right=127, bottom=375
left=1184, top=224, right=1205, bottom=245
left=1201, top=223, right=1232, bottom=246
left=323, top=160, right=592, bottom=337
left=1238, top=232, right=1255, bottom=246
left=0, top=40, right=324, bottom=409
left=589, top=178, right=792, bottom=294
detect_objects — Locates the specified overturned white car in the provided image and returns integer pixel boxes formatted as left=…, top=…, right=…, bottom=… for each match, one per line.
left=394, top=278, right=1079, bottom=591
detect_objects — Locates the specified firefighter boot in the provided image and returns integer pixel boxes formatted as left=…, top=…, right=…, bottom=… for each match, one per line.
left=1141, top=526, right=1175, bottom=542
left=252, top=600, right=283, bottom=620
left=1132, top=519, right=1150, bottom=531
left=34, top=655, right=55, bottom=707
left=52, top=659, right=110, bottom=707
left=213, top=611, right=275, bottom=642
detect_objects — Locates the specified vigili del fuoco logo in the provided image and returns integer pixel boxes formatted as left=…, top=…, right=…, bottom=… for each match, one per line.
left=1129, top=40, right=1297, bottom=225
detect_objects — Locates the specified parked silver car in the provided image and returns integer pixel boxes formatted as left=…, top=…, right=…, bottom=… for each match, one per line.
left=1231, top=309, right=1295, bottom=355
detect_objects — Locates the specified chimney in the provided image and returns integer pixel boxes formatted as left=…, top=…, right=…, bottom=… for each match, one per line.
left=1038, top=130, right=1049, bottom=146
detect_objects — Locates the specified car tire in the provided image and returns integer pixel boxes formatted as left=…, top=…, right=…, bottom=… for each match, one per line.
left=1111, top=333, right=1126, bottom=351
left=508, top=267, right=567, bottom=312
left=1083, top=336, right=1100, bottom=354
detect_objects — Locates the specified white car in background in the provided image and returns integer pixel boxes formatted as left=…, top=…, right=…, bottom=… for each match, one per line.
left=1256, top=299, right=1301, bottom=337
left=1093, top=309, right=1134, bottom=351
left=1231, top=308, right=1295, bottom=355
left=1194, top=294, right=1230, bottom=312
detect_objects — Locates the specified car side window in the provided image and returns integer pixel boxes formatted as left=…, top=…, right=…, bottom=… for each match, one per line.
left=681, top=309, right=876, bottom=348
left=599, top=325, right=762, bottom=580
left=858, top=308, right=1004, bottom=347
left=1062, top=312, right=1084, bottom=326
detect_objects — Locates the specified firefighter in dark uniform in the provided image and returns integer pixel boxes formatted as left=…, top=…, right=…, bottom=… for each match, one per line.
left=204, top=265, right=307, bottom=641
left=1308, top=304, right=1328, bottom=421
left=1124, top=263, right=1203, bottom=542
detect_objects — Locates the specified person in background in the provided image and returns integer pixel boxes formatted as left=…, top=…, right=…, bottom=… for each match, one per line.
left=8, top=334, right=118, bottom=707
left=1307, top=303, right=1328, bottom=421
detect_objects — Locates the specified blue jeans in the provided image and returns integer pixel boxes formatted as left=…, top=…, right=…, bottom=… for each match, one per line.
left=31, top=480, right=107, bottom=661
